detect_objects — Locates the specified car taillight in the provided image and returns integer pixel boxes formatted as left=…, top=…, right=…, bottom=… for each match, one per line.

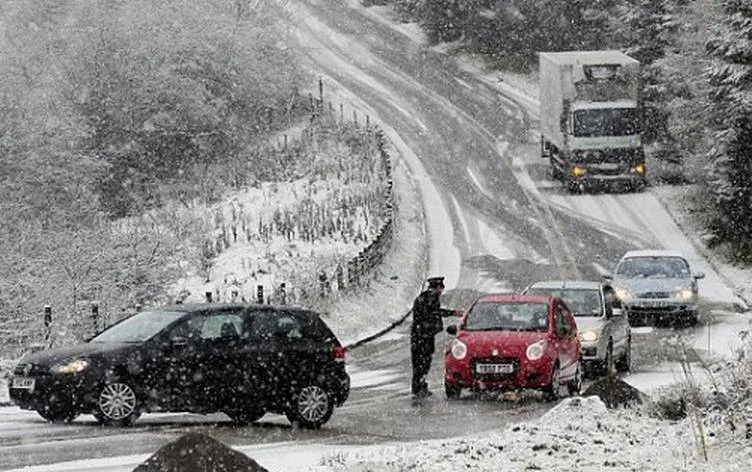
left=333, top=345, right=347, bottom=362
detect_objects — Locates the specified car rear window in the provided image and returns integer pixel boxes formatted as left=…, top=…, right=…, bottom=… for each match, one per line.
left=464, top=302, right=549, bottom=332
left=527, top=288, right=602, bottom=317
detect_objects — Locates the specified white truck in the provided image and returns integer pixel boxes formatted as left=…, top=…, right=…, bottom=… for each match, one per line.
left=539, top=51, right=647, bottom=192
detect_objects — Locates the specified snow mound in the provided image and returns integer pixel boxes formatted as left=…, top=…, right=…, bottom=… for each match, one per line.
left=133, top=432, right=269, bottom=472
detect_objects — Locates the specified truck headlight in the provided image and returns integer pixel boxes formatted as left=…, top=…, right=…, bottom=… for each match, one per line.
left=571, top=166, right=587, bottom=177
left=632, top=163, right=646, bottom=175
left=579, top=330, right=599, bottom=342
left=526, top=339, right=548, bottom=361
left=450, top=339, right=467, bottom=360
left=50, top=359, right=89, bottom=375
left=676, top=289, right=694, bottom=300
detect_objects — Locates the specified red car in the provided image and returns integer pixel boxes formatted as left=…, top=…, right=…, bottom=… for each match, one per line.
left=444, top=294, right=582, bottom=399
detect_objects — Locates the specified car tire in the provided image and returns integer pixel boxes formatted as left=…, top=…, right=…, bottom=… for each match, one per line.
left=567, top=363, right=582, bottom=397
left=616, top=336, right=631, bottom=373
left=94, top=381, right=140, bottom=426
left=285, top=384, right=333, bottom=429
left=445, top=382, right=461, bottom=399
left=37, top=406, right=79, bottom=423
left=543, top=362, right=564, bottom=402
left=226, top=408, right=265, bottom=426
left=686, top=312, right=699, bottom=328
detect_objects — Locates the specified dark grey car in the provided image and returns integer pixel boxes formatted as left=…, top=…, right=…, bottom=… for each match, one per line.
left=9, top=303, right=350, bottom=429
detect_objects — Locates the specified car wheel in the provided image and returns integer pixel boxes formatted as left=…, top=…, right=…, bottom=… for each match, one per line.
left=543, top=362, right=565, bottom=401
left=445, top=382, right=461, bottom=399
left=686, top=312, right=699, bottom=328
left=567, top=363, right=582, bottom=397
left=37, top=406, right=79, bottom=423
left=616, top=336, right=631, bottom=373
left=226, top=408, right=265, bottom=426
left=95, top=381, right=140, bottom=426
left=285, top=384, right=333, bottom=429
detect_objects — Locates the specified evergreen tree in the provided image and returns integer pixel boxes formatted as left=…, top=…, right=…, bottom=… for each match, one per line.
left=704, top=1, right=752, bottom=261
left=612, top=0, right=678, bottom=145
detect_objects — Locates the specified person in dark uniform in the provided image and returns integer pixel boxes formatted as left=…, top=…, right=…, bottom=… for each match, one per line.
left=410, top=276, right=458, bottom=398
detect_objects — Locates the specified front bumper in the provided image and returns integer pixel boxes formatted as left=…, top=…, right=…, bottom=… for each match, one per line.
left=624, top=300, right=697, bottom=317
left=9, top=373, right=97, bottom=413
left=444, top=357, right=554, bottom=392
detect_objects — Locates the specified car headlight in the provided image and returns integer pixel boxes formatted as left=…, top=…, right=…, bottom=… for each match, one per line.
left=526, top=339, right=548, bottom=361
left=50, top=359, right=89, bottom=375
left=579, top=330, right=599, bottom=342
left=615, top=288, right=632, bottom=301
left=676, top=289, right=695, bottom=300
left=571, top=166, right=587, bottom=177
left=450, top=339, right=467, bottom=360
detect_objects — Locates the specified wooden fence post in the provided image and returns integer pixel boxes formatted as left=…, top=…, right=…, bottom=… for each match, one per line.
left=43, top=305, right=52, bottom=347
left=91, top=303, right=99, bottom=335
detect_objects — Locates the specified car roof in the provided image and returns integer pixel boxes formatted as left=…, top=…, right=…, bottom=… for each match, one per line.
left=527, top=280, right=603, bottom=290
left=475, top=293, right=554, bottom=304
left=620, top=249, right=687, bottom=260
left=148, top=303, right=316, bottom=315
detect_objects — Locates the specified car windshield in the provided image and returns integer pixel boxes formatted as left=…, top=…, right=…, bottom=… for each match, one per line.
left=463, top=302, right=549, bottom=332
left=616, top=256, right=691, bottom=279
left=90, top=310, right=186, bottom=343
left=527, top=288, right=602, bottom=317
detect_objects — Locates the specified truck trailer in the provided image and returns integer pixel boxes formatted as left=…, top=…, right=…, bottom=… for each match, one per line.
left=539, top=50, right=646, bottom=192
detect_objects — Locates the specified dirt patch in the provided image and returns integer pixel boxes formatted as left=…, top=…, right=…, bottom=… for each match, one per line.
left=583, top=377, right=647, bottom=409
left=132, top=432, right=270, bottom=472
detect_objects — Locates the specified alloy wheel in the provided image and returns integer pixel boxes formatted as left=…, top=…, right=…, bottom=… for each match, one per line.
left=296, top=386, right=330, bottom=423
left=98, top=383, right=137, bottom=421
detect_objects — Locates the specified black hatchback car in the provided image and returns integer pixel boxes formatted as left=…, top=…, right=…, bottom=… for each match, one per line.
left=9, top=303, right=350, bottom=429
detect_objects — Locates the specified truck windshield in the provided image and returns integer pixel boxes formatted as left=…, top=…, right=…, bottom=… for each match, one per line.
left=573, top=108, right=639, bottom=137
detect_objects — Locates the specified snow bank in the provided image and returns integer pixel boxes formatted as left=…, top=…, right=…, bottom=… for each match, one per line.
left=314, top=397, right=700, bottom=472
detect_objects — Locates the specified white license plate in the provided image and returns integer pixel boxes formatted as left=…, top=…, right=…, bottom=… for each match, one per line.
left=639, top=300, right=670, bottom=307
left=476, top=363, right=514, bottom=374
left=12, top=377, right=35, bottom=390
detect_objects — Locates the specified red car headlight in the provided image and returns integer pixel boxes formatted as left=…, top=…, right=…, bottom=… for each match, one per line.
left=526, top=339, right=547, bottom=361
left=450, top=339, right=467, bottom=360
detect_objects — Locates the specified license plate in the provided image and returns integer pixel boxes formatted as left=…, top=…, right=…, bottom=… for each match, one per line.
left=639, top=300, right=669, bottom=307
left=476, top=363, right=514, bottom=374
left=11, top=377, right=35, bottom=390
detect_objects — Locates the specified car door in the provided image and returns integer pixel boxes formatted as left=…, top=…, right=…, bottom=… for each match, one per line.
left=192, top=308, right=248, bottom=410
left=150, top=309, right=246, bottom=412
left=554, top=301, right=580, bottom=380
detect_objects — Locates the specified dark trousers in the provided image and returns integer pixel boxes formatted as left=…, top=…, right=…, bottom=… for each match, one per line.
left=411, top=335, right=435, bottom=394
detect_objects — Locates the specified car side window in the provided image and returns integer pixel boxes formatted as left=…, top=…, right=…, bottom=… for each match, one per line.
left=249, top=310, right=305, bottom=341
left=169, top=311, right=245, bottom=342
left=198, top=312, right=244, bottom=341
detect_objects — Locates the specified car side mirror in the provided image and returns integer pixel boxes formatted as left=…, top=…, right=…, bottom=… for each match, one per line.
left=446, top=325, right=458, bottom=336
left=694, top=272, right=705, bottom=280
left=602, top=274, right=613, bottom=281
left=605, top=305, right=613, bottom=319
left=556, top=326, right=568, bottom=338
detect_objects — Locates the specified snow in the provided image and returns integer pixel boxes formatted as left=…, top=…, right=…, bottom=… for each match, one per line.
left=4, top=3, right=752, bottom=472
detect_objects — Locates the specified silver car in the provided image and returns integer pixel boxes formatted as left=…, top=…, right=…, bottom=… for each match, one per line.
left=607, top=250, right=705, bottom=327
left=523, top=280, right=631, bottom=377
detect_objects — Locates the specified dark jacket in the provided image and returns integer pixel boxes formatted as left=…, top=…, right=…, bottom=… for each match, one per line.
left=411, top=290, right=453, bottom=338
